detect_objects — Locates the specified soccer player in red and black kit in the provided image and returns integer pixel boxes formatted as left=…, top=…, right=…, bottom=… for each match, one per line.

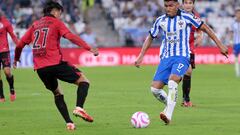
left=0, top=11, right=18, bottom=102
left=181, top=0, right=203, bottom=107
left=14, top=1, right=99, bottom=130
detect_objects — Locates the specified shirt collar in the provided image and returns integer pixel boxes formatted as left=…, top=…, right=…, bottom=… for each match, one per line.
left=44, top=14, right=56, bottom=18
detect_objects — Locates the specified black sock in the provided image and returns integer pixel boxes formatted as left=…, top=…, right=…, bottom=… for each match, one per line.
left=54, top=95, right=73, bottom=123
left=182, top=75, right=191, bottom=102
left=6, top=75, right=14, bottom=94
left=0, top=80, right=4, bottom=98
left=76, top=82, right=89, bottom=108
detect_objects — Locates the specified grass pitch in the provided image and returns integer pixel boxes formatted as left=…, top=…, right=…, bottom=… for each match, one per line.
left=0, top=65, right=240, bottom=135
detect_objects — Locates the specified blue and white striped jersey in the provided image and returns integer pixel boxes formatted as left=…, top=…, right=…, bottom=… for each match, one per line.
left=150, top=10, right=203, bottom=59
left=231, top=20, right=240, bottom=45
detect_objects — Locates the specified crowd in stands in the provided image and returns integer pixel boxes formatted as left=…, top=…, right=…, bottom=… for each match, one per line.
left=0, top=0, right=239, bottom=47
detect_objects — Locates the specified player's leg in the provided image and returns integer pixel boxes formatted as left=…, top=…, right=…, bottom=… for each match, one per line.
left=36, top=67, right=74, bottom=128
left=3, top=67, right=15, bottom=101
left=234, top=56, right=239, bottom=77
left=160, top=74, right=181, bottom=125
left=151, top=63, right=169, bottom=105
left=233, top=45, right=240, bottom=77
left=238, top=53, right=240, bottom=77
left=160, top=57, right=189, bottom=124
left=0, top=67, right=5, bottom=102
left=182, top=66, right=192, bottom=106
left=55, top=62, right=93, bottom=122
left=74, top=73, right=90, bottom=108
left=151, top=81, right=167, bottom=105
left=72, top=73, right=93, bottom=122
left=182, top=53, right=195, bottom=106
left=1, top=51, right=15, bottom=101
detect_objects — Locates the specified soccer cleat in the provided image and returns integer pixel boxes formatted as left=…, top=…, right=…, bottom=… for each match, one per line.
left=73, top=107, right=94, bottom=122
left=181, top=101, right=193, bottom=107
left=0, top=98, right=5, bottom=102
left=66, top=123, right=76, bottom=130
left=10, top=93, right=16, bottom=102
left=160, top=112, right=170, bottom=125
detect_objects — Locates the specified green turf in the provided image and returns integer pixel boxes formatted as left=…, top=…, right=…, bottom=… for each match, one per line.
left=0, top=65, right=240, bottom=135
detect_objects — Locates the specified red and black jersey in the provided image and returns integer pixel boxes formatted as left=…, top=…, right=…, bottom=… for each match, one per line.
left=15, top=15, right=91, bottom=69
left=189, top=10, right=200, bottom=54
left=0, top=16, right=18, bottom=53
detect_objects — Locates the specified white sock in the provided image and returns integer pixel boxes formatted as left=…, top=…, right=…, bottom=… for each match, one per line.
left=151, top=87, right=167, bottom=105
left=235, top=58, right=240, bottom=77
left=164, top=80, right=178, bottom=120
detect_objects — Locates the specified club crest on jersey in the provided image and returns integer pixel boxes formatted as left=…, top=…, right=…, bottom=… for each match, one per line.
left=0, top=23, right=3, bottom=29
left=177, top=20, right=185, bottom=29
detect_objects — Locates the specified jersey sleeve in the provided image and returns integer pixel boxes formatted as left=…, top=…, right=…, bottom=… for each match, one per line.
left=149, top=17, right=162, bottom=38
left=6, top=21, right=19, bottom=45
left=21, top=25, right=34, bottom=44
left=15, top=25, right=33, bottom=61
left=58, top=20, right=71, bottom=36
left=182, top=13, right=203, bottom=29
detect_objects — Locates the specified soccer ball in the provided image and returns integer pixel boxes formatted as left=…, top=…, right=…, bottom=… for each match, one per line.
left=131, top=111, right=150, bottom=128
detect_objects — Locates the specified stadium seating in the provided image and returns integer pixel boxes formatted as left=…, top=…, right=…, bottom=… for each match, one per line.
left=0, top=0, right=239, bottom=47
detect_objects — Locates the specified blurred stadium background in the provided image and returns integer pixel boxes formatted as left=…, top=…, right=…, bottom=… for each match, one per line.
left=0, top=0, right=239, bottom=67
left=1, top=1, right=240, bottom=135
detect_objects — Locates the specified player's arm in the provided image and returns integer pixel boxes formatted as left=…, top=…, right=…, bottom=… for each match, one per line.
left=135, top=35, right=153, bottom=68
left=199, top=24, right=228, bottom=57
left=195, top=30, right=203, bottom=47
left=6, top=21, right=19, bottom=45
left=59, top=21, right=98, bottom=56
left=14, top=26, right=33, bottom=68
left=135, top=16, right=161, bottom=68
left=64, top=33, right=98, bottom=56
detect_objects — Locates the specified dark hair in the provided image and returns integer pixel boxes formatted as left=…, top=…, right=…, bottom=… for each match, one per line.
left=43, top=1, right=63, bottom=15
left=164, top=0, right=178, bottom=2
left=182, top=0, right=195, bottom=3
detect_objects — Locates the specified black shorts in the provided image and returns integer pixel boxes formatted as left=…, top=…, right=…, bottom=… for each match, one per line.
left=36, top=61, right=81, bottom=91
left=190, top=53, right=195, bottom=69
left=0, top=51, right=11, bottom=69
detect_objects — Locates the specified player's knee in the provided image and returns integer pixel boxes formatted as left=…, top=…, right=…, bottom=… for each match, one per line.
left=75, top=74, right=90, bottom=85
left=4, top=69, right=11, bottom=77
left=52, top=89, right=62, bottom=96
left=169, top=74, right=181, bottom=83
left=46, top=85, right=59, bottom=95
left=185, top=69, right=192, bottom=76
left=151, top=87, right=159, bottom=94
left=75, top=77, right=90, bottom=85
left=151, top=87, right=167, bottom=104
left=183, top=75, right=191, bottom=80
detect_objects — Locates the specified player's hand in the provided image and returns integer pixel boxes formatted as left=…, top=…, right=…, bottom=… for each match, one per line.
left=90, top=48, right=99, bottom=56
left=134, top=56, right=143, bottom=68
left=13, top=61, right=18, bottom=69
left=220, top=46, right=228, bottom=58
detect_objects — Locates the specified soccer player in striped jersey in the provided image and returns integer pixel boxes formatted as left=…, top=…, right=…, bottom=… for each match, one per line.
left=13, top=1, right=98, bottom=130
left=0, top=11, right=19, bottom=102
left=231, top=7, right=240, bottom=77
left=135, top=0, right=228, bottom=125
left=181, top=0, right=203, bottom=107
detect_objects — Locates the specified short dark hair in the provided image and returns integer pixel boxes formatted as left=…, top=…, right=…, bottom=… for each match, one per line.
left=43, top=1, right=63, bottom=15
left=182, top=0, right=195, bottom=3
left=164, top=0, right=178, bottom=2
